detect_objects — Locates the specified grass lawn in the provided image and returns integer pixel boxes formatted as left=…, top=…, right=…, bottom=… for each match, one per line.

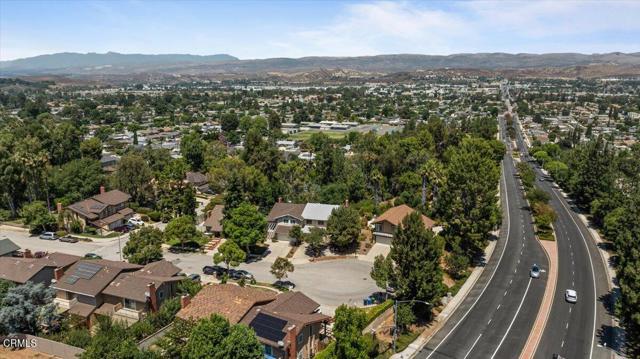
left=289, top=130, right=349, bottom=140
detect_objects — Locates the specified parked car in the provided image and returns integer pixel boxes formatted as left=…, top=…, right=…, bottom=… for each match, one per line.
left=187, top=274, right=201, bottom=282
left=114, top=225, right=130, bottom=233
left=84, top=253, right=102, bottom=260
left=34, top=251, right=47, bottom=258
left=246, top=249, right=272, bottom=263
left=128, top=218, right=144, bottom=226
left=530, top=264, right=541, bottom=278
left=59, top=236, right=79, bottom=243
left=565, top=289, right=578, bottom=303
left=39, top=232, right=58, bottom=240
left=203, top=265, right=225, bottom=276
left=274, top=280, right=295, bottom=290
left=229, top=269, right=253, bottom=280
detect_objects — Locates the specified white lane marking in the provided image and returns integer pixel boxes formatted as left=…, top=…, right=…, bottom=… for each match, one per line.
left=463, top=334, right=483, bottom=359
left=510, top=279, right=513, bottom=284
left=569, top=307, right=572, bottom=313
left=488, top=319, right=492, bottom=325
left=549, top=179, right=599, bottom=359
left=504, top=291, right=508, bottom=296
left=566, top=322, right=569, bottom=329
left=424, top=160, right=512, bottom=359
left=490, top=277, right=534, bottom=359
left=561, top=340, right=565, bottom=348
left=518, top=259, right=520, bottom=264
left=497, top=304, right=501, bottom=310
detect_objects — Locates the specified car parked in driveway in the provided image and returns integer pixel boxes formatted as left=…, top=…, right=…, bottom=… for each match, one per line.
left=187, top=273, right=201, bottom=282
left=530, top=264, right=541, bottom=278
left=229, top=269, right=253, bottom=280
left=128, top=218, right=144, bottom=226
left=39, top=232, right=58, bottom=240
left=565, top=289, right=577, bottom=303
left=84, top=253, right=102, bottom=260
left=59, top=236, right=79, bottom=243
left=202, top=265, right=226, bottom=276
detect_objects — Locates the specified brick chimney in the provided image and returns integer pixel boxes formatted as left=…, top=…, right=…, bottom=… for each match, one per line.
left=147, top=283, right=158, bottom=312
left=278, top=197, right=283, bottom=203
left=180, top=294, right=191, bottom=308
left=286, top=325, right=297, bottom=358
left=54, top=267, right=64, bottom=281
left=56, top=202, right=63, bottom=214
left=99, top=185, right=105, bottom=194
left=23, top=249, right=32, bottom=258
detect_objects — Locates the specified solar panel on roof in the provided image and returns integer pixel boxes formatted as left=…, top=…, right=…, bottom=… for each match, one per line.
left=250, top=313, right=287, bottom=343
left=74, top=262, right=102, bottom=280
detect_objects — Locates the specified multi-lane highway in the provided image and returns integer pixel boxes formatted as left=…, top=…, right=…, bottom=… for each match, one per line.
left=417, top=113, right=548, bottom=359
left=509, top=98, right=615, bottom=359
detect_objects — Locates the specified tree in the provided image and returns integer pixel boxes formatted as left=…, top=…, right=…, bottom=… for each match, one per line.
left=182, top=314, right=262, bottom=359
left=213, top=240, right=246, bottom=271
left=51, top=158, right=104, bottom=204
left=111, top=153, right=153, bottom=204
left=123, top=227, right=164, bottom=264
left=222, top=202, right=266, bottom=254
left=526, top=186, right=550, bottom=205
left=80, top=316, right=150, bottom=359
left=80, top=138, right=103, bottom=160
left=370, top=254, right=393, bottom=292
left=181, top=131, right=206, bottom=171
left=164, top=216, right=205, bottom=248
left=396, top=303, right=416, bottom=333
left=20, top=201, right=56, bottom=234
left=304, top=227, right=326, bottom=257
left=270, top=257, right=294, bottom=280
left=288, top=225, right=303, bottom=245
left=331, top=305, right=371, bottom=359
left=156, top=180, right=196, bottom=218
left=156, top=318, right=195, bottom=358
left=326, top=206, right=361, bottom=251
left=0, top=282, right=59, bottom=334
left=390, top=212, right=444, bottom=309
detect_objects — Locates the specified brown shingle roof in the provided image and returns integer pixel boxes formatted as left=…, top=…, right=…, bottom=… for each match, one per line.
left=186, top=172, right=208, bottom=185
left=176, top=284, right=277, bottom=323
left=0, top=257, right=55, bottom=283
left=137, top=260, right=181, bottom=277
left=92, top=190, right=131, bottom=206
left=52, top=259, right=141, bottom=297
left=102, top=272, right=182, bottom=302
left=68, top=198, right=106, bottom=219
left=372, top=204, right=435, bottom=229
left=267, top=203, right=305, bottom=222
left=203, top=205, right=224, bottom=232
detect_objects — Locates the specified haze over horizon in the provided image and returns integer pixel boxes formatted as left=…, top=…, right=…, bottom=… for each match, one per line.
left=1, top=0, right=639, bottom=62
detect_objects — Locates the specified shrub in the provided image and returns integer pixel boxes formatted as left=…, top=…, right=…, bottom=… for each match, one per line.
left=70, top=219, right=83, bottom=234
left=140, top=214, right=150, bottom=222
left=64, top=328, right=92, bottom=348
left=56, top=230, right=67, bottom=237
left=148, top=211, right=162, bottom=222
left=136, top=207, right=152, bottom=215
left=0, top=209, right=12, bottom=221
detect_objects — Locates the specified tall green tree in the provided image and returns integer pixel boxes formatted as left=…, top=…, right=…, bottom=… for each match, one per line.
left=270, top=257, right=294, bottom=280
left=326, top=206, right=361, bottom=251
left=111, top=153, right=153, bottom=204
left=331, top=305, right=371, bottom=359
left=0, top=282, right=59, bottom=334
left=181, top=131, right=206, bottom=171
left=390, top=212, right=444, bottom=308
left=123, top=227, right=164, bottom=265
left=213, top=240, right=246, bottom=271
left=222, top=202, right=266, bottom=254
left=182, top=314, right=262, bottom=359
left=164, top=216, right=205, bottom=248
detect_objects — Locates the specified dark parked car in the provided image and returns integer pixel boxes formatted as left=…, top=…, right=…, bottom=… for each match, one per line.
left=84, top=253, right=102, bottom=260
left=203, top=265, right=225, bottom=276
left=229, top=269, right=253, bottom=280
left=274, top=280, right=295, bottom=290
left=187, top=274, right=201, bottom=282
left=59, top=236, right=79, bottom=243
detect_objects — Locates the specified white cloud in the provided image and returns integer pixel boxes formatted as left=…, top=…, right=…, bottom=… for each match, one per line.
left=268, top=0, right=640, bottom=57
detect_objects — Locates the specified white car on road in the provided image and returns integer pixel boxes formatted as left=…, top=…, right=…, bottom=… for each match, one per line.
left=565, top=289, right=578, bottom=303
left=128, top=218, right=145, bottom=226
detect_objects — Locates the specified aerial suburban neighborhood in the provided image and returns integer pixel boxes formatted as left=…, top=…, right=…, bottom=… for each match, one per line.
left=0, top=1, right=639, bottom=359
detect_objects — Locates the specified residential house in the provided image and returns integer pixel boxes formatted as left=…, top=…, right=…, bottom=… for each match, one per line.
left=372, top=204, right=435, bottom=245
left=266, top=202, right=338, bottom=244
left=203, top=204, right=224, bottom=237
left=177, top=284, right=330, bottom=359
left=0, top=238, right=20, bottom=257
left=66, top=187, right=134, bottom=232
left=0, top=251, right=81, bottom=286
left=52, top=259, right=181, bottom=327
left=185, top=171, right=211, bottom=194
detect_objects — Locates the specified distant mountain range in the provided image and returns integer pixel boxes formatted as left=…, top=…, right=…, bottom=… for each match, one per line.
left=2, top=51, right=640, bottom=79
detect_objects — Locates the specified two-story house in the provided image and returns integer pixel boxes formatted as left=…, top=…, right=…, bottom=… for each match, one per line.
left=66, top=187, right=134, bottom=232
left=372, top=204, right=436, bottom=245
left=52, top=259, right=181, bottom=327
left=177, top=284, right=330, bottom=359
left=266, top=202, right=339, bottom=244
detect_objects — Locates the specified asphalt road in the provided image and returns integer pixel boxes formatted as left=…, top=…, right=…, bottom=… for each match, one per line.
left=509, top=103, right=615, bottom=359
left=417, top=117, right=548, bottom=359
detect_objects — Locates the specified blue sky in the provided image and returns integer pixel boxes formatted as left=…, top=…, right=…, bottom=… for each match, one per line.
left=1, top=0, right=639, bottom=61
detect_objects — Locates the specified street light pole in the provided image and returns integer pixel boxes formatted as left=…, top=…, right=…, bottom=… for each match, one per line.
left=392, top=299, right=430, bottom=353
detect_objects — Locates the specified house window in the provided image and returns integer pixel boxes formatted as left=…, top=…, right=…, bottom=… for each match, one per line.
left=374, top=223, right=382, bottom=232
left=159, top=291, right=164, bottom=299
left=306, top=220, right=312, bottom=225
left=297, top=333, right=304, bottom=345
left=123, top=298, right=136, bottom=309
left=264, top=345, right=273, bottom=356
left=317, top=220, right=325, bottom=226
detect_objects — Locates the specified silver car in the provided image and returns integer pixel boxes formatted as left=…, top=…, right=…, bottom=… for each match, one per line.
left=530, top=264, right=541, bottom=278
left=565, top=289, right=577, bottom=303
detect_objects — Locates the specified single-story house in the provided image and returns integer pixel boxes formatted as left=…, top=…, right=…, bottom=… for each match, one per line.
left=372, top=204, right=435, bottom=245
left=0, top=238, right=20, bottom=257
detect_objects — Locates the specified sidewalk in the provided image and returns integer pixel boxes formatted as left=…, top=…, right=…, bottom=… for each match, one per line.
left=391, top=238, right=498, bottom=359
